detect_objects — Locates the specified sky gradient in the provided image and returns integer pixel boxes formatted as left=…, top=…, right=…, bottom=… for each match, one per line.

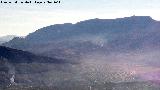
left=0, top=0, right=160, bottom=36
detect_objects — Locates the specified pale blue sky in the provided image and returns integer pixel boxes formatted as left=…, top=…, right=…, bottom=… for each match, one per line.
left=0, top=0, right=160, bottom=36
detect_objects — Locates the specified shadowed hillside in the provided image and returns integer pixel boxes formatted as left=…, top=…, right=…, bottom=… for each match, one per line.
left=0, top=46, right=70, bottom=88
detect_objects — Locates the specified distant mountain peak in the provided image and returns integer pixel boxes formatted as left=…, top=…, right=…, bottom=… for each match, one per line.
left=123, top=16, right=154, bottom=21
left=0, top=35, right=16, bottom=44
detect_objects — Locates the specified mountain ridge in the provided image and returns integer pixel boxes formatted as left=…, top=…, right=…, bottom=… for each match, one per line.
left=0, top=46, right=66, bottom=63
left=1, top=16, right=160, bottom=89
left=3, top=16, right=160, bottom=59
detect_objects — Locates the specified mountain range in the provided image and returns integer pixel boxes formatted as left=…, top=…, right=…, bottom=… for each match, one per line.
left=0, top=35, right=16, bottom=44
left=3, top=16, right=160, bottom=59
left=1, top=16, right=160, bottom=89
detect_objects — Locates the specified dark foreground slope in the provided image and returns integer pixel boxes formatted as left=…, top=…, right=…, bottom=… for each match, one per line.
left=0, top=46, right=66, bottom=63
left=0, top=46, right=69, bottom=88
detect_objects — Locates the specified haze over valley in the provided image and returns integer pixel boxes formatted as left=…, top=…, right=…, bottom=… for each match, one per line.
left=1, top=16, right=160, bottom=89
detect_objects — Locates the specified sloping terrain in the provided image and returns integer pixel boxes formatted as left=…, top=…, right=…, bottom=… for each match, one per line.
left=0, top=46, right=70, bottom=88
left=3, top=16, right=160, bottom=59
left=1, top=16, right=160, bottom=89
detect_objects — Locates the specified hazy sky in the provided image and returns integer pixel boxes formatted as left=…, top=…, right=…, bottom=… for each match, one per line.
left=0, top=0, right=160, bottom=36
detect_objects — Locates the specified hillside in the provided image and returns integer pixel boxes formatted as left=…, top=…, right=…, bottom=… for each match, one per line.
left=3, top=16, right=160, bottom=59
left=0, top=46, right=68, bottom=88
left=2, top=16, right=160, bottom=89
